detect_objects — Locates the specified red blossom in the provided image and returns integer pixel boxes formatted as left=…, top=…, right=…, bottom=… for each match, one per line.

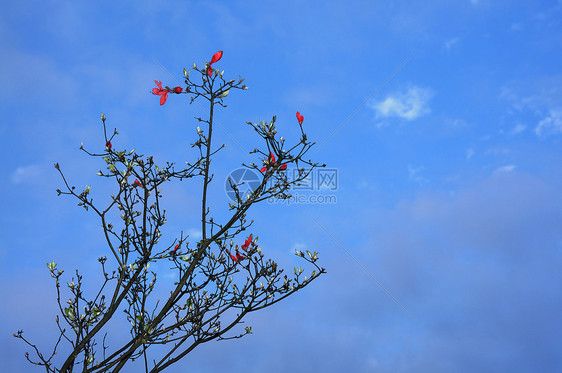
left=173, top=86, right=183, bottom=93
left=210, top=51, right=223, bottom=64
left=241, top=235, right=253, bottom=251
left=152, top=80, right=169, bottom=105
left=105, top=141, right=112, bottom=150
left=260, top=152, right=287, bottom=173
left=296, top=111, right=304, bottom=125
left=227, top=249, right=245, bottom=262
left=207, top=50, right=223, bottom=77
left=133, top=179, right=142, bottom=188
left=170, top=244, right=180, bottom=256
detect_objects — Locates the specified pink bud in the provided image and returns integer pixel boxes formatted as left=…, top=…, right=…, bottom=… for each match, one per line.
left=296, top=111, right=304, bottom=125
left=210, top=51, right=223, bottom=64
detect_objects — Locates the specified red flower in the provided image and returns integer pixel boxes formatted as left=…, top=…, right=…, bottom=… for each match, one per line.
left=207, top=51, right=223, bottom=77
left=210, top=50, right=223, bottom=64
left=170, top=244, right=180, bottom=256
left=173, top=86, right=183, bottom=93
left=260, top=152, right=287, bottom=173
left=152, top=80, right=168, bottom=105
left=133, top=179, right=142, bottom=188
left=241, top=235, right=253, bottom=251
left=105, top=141, right=112, bottom=150
left=296, top=111, right=304, bottom=125
left=227, top=250, right=245, bottom=262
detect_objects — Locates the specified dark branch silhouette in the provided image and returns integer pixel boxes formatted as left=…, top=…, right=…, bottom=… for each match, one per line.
left=15, top=51, right=326, bottom=373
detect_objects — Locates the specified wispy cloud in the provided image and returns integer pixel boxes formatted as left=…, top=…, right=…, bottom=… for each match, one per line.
left=494, top=164, right=516, bottom=173
left=500, top=84, right=562, bottom=113
left=500, top=76, right=562, bottom=138
left=11, top=165, right=41, bottom=185
left=408, top=164, right=429, bottom=185
left=444, top=37, right=460, bottom=50
left=187, top=228, right=202, bottom=240
left=511, top=124, right=526, bottom=134
left=369, top=86, right=433, bottom=122
left=535, top=109, right=562, bottom=137
left=291, top=242, right=308, bottom=255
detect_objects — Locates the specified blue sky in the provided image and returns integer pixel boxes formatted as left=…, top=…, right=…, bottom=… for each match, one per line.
left=2, top=0, right=562, bottom=372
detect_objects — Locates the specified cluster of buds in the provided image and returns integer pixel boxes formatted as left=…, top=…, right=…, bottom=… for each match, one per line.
left=227, top=235, right=255, bottom=263
left=295, top=249, right=319, bottom=262
left=260, top=152, right=287, bottom=173
left=152, top=51, right=224, bottom=106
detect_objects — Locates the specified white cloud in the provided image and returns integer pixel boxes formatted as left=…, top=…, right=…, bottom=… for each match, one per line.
left=494, top=165, right=516, bottom=173
left=369, top=86, right=433, bottom=121
left=500, top=76, right=562, bottom=117
left=445, top=118, right=466, bottom=128
left=292, top=242, right=308, bottom=255
left=535, top=109, right=562, bottom=137
left=511, top=124, right=526, bottom=134
left=187, top=228, right=202, bottom=240
left=444, top=37, right=460, bottom=50
left=511, top=23, right=523, bottom=31
left=11, top=165, right=41, bottom=184
left=500, top=76, right=562, bottom=138
left=408, top=164, right=429, bottom=185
